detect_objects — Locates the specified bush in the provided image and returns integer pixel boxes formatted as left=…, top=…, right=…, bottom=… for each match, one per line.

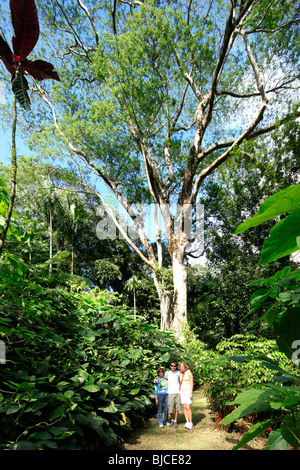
left=200, top=334, right=296, bottom=421
left=0, top=258, right=182, bottom=450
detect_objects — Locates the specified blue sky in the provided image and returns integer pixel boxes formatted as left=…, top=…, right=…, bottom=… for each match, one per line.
left=0, top=126, right=31, bottom=165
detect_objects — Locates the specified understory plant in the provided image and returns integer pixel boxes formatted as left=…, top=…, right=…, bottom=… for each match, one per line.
left=201, top=334, right=295, bottom=424
left=0, top=250, right=182, bottom=449
left=219, top=184, right=300, bottom=450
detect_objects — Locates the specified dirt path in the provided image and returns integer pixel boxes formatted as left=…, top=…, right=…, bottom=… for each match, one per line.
left=122, top=388, right=265, bottom=451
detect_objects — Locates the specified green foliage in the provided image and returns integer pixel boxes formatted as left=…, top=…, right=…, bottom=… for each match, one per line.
left=188, top=262, right=272, bottom=348
left=200, top=334, right=294, bottom=421
left=235, top=184, right=300, bottom=264
left=11, top=69, right=31, bottom=111
left=0, top=255, right=182, bottom=449
left=221, top=185, right=300, bottom=450
left=179, top=325, right=210, bottom=388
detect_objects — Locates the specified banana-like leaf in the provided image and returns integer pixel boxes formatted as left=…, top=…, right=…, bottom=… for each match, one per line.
left=11, top=69, right=31, bottom=110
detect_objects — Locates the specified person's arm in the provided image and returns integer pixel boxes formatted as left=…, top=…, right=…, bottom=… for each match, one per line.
left=189, top=370, right=193, bottom=398
left=154, top=378, right=159, bottom=403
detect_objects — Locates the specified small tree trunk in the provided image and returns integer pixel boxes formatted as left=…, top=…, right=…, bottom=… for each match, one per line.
left=49, top=208, right=53, bottom=276
left=0, top=96, right=17, bottom=258
left=133, top=287, right=136, bottom=320
left=71, top=244, right=74, bottom=275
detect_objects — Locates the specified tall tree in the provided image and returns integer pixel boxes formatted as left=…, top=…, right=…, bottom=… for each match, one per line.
left=5, top=0, right=299, bottom=332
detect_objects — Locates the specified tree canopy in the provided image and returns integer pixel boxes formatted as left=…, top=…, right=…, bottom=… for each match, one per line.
left=0, top=0, right=299, bottom=332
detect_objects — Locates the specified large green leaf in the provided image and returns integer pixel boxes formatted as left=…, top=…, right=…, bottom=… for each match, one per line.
left=266, top=430, right=289, bottom=450
left=259, top=208, right=300, bottom=264
left=233, top=419, right=276, bottom=450
left=273, top=307, right=300, bottom=359
left=235, top=185, right=300, bottom=234
left=219, top=388, right=274, bottom=425
left=11, top=69, right=31, bottom=110
left=49, top=405, right=66, bottom=422
left=281, top=413, right=300, bottom=449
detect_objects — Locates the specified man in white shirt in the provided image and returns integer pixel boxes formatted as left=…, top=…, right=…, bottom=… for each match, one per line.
left=164, top=361, right=181, bottom=428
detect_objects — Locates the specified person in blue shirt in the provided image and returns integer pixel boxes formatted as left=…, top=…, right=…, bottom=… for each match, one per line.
left=154, top=367, right=170, bottom=427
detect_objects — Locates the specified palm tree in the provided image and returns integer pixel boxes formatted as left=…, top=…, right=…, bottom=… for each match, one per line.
left=125, top=275, right=142, bottom=320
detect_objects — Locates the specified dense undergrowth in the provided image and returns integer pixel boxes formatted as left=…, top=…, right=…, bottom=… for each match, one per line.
left=1, top=184, right=299, bottom=450
left=1, top=256, right=299, bottom=450
left=0, top=255, right=182, bottom=450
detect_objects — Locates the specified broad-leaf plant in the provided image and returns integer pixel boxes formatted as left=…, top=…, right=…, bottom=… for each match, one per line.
left=0, top=0, right=60, bottom=110
left=220, top=184, right=300, bottom=450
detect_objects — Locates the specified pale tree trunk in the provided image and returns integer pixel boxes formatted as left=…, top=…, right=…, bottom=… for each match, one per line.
left=170, top=241, right=188, bottom=334
left=160, top=294, right=172, bottom=331
left=153, top=273, right=173, bottom=331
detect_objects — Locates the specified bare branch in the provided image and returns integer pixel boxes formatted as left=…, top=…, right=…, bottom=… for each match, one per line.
left=173, top=47, right=202, bottom=100
left=36, top=83, right=158, bottom=269
left=190, top=101, right=268, bottom=203
left=83, top=181, right=155, bottom=269
left=216, top=75, right=300, bottom=99
left=77, top=0, right=99, bottom=44
left=198, top=108, right=300, bottom=162
left=240, top=29, right=268, bottom=103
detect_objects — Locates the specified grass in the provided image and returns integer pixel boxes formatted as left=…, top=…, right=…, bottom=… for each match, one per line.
left=121, top=388, right=266, bottom=451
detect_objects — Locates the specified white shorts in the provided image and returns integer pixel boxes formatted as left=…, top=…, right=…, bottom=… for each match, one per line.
left=180, top=392, right=192, bottom=405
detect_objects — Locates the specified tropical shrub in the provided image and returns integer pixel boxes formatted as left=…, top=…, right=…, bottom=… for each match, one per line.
left=0, top=254, right=182, bottom=450
left=220, top=184, right=300, bottom=450
left=201, top=334, right=295, bottom=422
left=179, top=325, right=211, bottom=388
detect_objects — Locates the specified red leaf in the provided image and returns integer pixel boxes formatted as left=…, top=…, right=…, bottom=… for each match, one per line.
left=0, top=35, right=15, bottom=74
left=10, top=0, right=39, bottom=60
left=0, top=34, right=13, bottom=59
left=0, top=56, right=16, bottom=75
left=22, top=59, right=60, bottom=82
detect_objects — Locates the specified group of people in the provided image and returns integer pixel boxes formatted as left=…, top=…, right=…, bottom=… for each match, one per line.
left=154, top=361, right=194, bottom=430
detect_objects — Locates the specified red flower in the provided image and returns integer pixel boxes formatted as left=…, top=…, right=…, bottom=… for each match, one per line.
left=266, top=427, right=272, bottom=432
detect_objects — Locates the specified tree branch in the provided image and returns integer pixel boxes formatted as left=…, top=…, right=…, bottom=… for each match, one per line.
left=77, top=0, right=99, bottom=44
left=36, top=84, right=159, bottom=269
left=198, top=108, right=300, bottom=162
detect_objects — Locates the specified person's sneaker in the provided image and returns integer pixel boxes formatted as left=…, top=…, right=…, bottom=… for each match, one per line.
left=170, top=420, right=174, bottom=427
left=159, top=424, right=164, bottom=428
left=185, top=422, right=193, bottom=429
left=165, top=422, right=171, bottom=426
left=174, top=421, right=178, bottom=428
